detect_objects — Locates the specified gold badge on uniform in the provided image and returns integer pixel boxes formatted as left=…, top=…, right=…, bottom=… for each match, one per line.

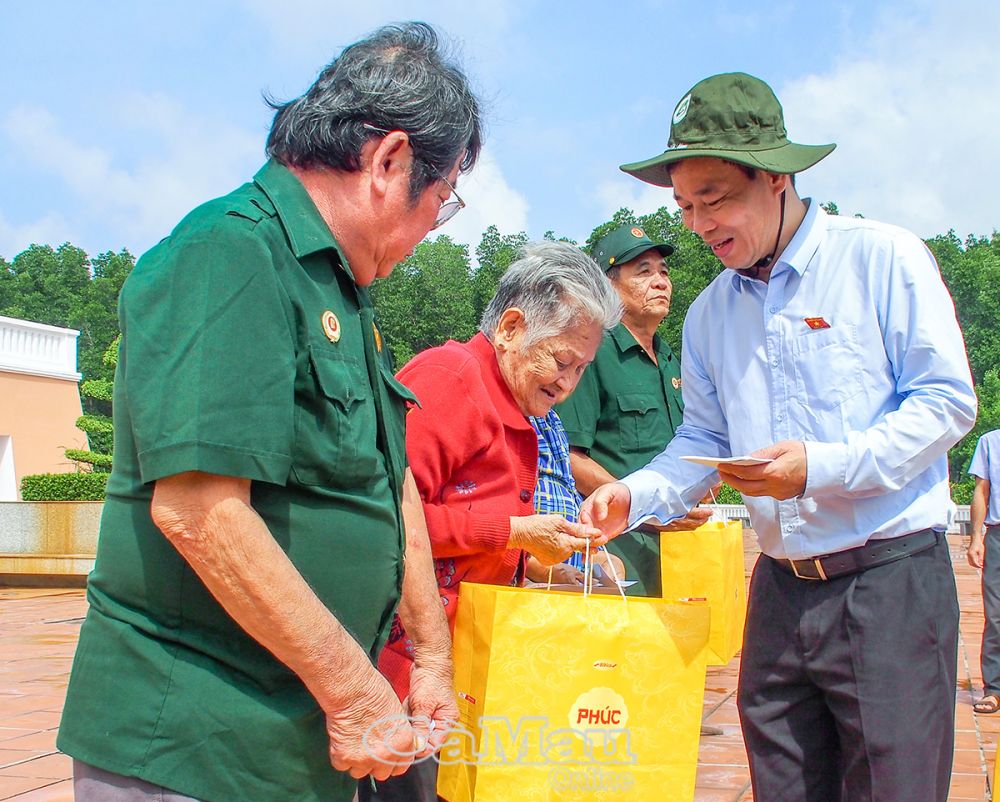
left=671, top=377, right=682, bottom=390
left=373, top=322, right=383, bottom=352
left=631, top=227, right=645, bottom=238
left=321, top=310, right=341, bottom=343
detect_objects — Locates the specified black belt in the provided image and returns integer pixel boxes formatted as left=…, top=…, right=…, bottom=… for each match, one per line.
left=775, top=529, right=939, bottom=581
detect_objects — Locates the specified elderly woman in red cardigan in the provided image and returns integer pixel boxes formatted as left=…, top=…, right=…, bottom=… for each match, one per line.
left=364, top=241, right=622, bottom=802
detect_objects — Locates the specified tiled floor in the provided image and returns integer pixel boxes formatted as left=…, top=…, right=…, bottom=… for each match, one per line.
left=0, top=532, right=996, bottom=801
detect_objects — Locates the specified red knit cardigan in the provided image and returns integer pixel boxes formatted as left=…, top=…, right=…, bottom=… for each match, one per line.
left=378, top=333, right=539, bottom=699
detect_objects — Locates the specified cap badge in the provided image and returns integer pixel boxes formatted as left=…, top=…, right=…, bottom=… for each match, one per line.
left=321, top=310, right=341, bottom=343
left=672, top=93, right=692, bottom=124
left=631, top=227, right=645, bottom=238
left=608, top=256, right=616, bottom=265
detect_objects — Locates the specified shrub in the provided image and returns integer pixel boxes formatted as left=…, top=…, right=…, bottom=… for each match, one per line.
left=20, top=472, right=108, bottom=501
left=716, top=483, right=743, bottom=505
left=951, top=480, right=974, bottom=506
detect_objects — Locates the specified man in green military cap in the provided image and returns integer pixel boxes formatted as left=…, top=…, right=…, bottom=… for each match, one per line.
left=582, top=72, right=975, bottom=801
left=57, top=23, right=482, bottom=802
left=557, top=223, right=712, bottom=596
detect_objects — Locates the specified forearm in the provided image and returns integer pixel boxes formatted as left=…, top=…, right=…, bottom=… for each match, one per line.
left=971, top=480, right=990, bottom=536
left=804, top=385, right=977, bottom=498
left=623, top=424, right=721, bottom=528
left=152, top=473, right=378, bottom=713
left=422, top=504, right=511, bottom=556
left=396, top=471, right=452, bottom=673
left=569, top=449, right=618, bottom=497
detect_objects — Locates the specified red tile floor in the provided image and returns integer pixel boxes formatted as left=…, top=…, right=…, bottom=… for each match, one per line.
left=0, top=531, right=996, bottom=801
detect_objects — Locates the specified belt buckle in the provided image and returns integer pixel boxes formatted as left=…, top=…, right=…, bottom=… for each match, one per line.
left=790, top=558, right=828, bottom=581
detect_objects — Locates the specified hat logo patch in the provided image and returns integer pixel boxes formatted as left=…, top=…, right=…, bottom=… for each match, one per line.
left=672, top=93, right=692, bottom=124
left=631, top=227, right=645, bottom=238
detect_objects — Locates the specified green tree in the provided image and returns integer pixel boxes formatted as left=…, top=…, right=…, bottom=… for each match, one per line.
left=471, top=226, right=528, bottom=322
left=371, top=236, right=476, bottom=365
left=0, top=243, right=134, bottom=413
left=66, top=335, right=119, bottom=468
left=930, top=231, right=1000, bottom=384
left=2, top=243, right=90, bottom=325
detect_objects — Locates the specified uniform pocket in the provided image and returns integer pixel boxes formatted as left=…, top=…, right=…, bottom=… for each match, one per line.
left=617, top=392, right=660, bottom=452
left=292, top=347, right=377, bottom=487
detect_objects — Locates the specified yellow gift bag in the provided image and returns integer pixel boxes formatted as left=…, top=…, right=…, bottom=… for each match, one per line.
left=659, top=520, right=747, bottom=666
left=436, top=582, right=711, bottom=802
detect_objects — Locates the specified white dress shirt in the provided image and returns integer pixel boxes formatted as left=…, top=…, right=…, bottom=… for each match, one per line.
left=623, top=200, right=977, bottom=560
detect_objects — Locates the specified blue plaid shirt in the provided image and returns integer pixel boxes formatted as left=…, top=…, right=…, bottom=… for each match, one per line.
left=529, top=410, right=584, bottom=569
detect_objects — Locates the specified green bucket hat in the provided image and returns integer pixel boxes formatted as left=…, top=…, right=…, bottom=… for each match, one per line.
left=592, top=224, right=673, bottom=272
left=620, top=72, right=836, bottom=187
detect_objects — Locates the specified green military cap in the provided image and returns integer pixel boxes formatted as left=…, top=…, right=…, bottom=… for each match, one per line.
left=592, top=224, right=674, bottom=271
left=620, top=72, right=836, bottom=187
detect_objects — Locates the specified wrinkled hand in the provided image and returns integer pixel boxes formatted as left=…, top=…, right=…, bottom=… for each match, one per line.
left=548, top=563, right=586, bottom=585
left=968, top=535, right=985, bottom=569
left=579, top=482, right=632, bottom=542
left=325, top=672, right=417, bottom=781
left=510, top=514, right=603, bottom=565
left=406, top=662, right=458, bottom=758
left=591, top=551, right=626, bottom=583
left=718, top=441, right=807, bottom=500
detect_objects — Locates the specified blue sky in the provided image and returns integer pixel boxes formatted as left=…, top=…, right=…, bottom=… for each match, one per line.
left=2, top=0, right=997, bottom=262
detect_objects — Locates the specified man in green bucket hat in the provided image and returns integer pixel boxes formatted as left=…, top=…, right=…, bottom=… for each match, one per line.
left=582, top=72, right=976, bottom=801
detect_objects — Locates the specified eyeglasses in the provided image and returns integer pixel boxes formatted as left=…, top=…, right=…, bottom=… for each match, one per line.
left=362, top=123, right=466, bottom=229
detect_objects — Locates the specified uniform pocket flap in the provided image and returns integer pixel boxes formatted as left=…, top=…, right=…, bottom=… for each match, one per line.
left=310, top=350, right=368, bottom=409
left=617, top=392, right=657, bottom=414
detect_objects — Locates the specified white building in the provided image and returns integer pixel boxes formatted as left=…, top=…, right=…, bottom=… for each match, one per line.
left=0, top=316, right=87, bottom=500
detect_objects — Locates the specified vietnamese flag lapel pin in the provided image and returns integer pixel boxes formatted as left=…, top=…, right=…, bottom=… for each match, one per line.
left=804, top=316, right=830, bottom=330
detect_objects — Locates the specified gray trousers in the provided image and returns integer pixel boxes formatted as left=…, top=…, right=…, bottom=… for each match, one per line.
left=982, top=525, right=1000, bottom=694
left=738, top=533, right=958, bottom=802
left=73, top=761, right=202, bottom=801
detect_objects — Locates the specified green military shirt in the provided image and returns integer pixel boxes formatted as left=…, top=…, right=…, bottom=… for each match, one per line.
left=57, top=160, right=415, bottom=802
left=556, top=323, right=683, bottom=596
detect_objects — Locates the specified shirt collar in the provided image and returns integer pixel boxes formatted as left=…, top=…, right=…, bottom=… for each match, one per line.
left=610, top=323, right=643, bottom=353
left=730, top=198, right=825, bottom=292
left=468, top=333, right=533, bottom=431
left=253, top=160, right=353, bottom=275
left=610, top=323, right=672, bottom=361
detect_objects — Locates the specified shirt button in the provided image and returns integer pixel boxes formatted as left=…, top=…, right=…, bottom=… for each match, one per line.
left=771, top=358, right=779, bottom=367
left=776, top=414, right=784, bottom=422
left=519, top=490, right=531, bottom=502
left=769, top=306, right=777, bottom=314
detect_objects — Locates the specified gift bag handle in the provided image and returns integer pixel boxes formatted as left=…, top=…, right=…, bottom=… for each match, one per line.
left=545, top=543, right=628, bottom=602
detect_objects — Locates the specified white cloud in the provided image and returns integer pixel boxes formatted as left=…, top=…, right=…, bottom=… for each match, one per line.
left=595, top=175, right=676, bottom=222
left=432, top=148, right=530, bottom=254
left=2, top=96, right=260, bottom=254
left=239, top=0, right=525, bottom=74
left=0, top=211, right=75, bottom=260
left=779, top=2, right=1000, bottom=238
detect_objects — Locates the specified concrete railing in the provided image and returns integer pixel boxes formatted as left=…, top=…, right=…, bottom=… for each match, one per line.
left=0, top=315, right=81, bottom=382
left=0, top=501, right=101, bottom=576
left=707, top=504, right=971, bottom=534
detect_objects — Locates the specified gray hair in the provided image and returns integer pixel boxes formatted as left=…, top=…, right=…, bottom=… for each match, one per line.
left=480, top=241, right=623, bottom=347
left=266, top=22, right=483, bottom=199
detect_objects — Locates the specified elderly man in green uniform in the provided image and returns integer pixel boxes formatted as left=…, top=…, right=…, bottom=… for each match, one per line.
left=557, top=225, right=711, bottom=595
left=57, top=23, right=482, bottom=802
